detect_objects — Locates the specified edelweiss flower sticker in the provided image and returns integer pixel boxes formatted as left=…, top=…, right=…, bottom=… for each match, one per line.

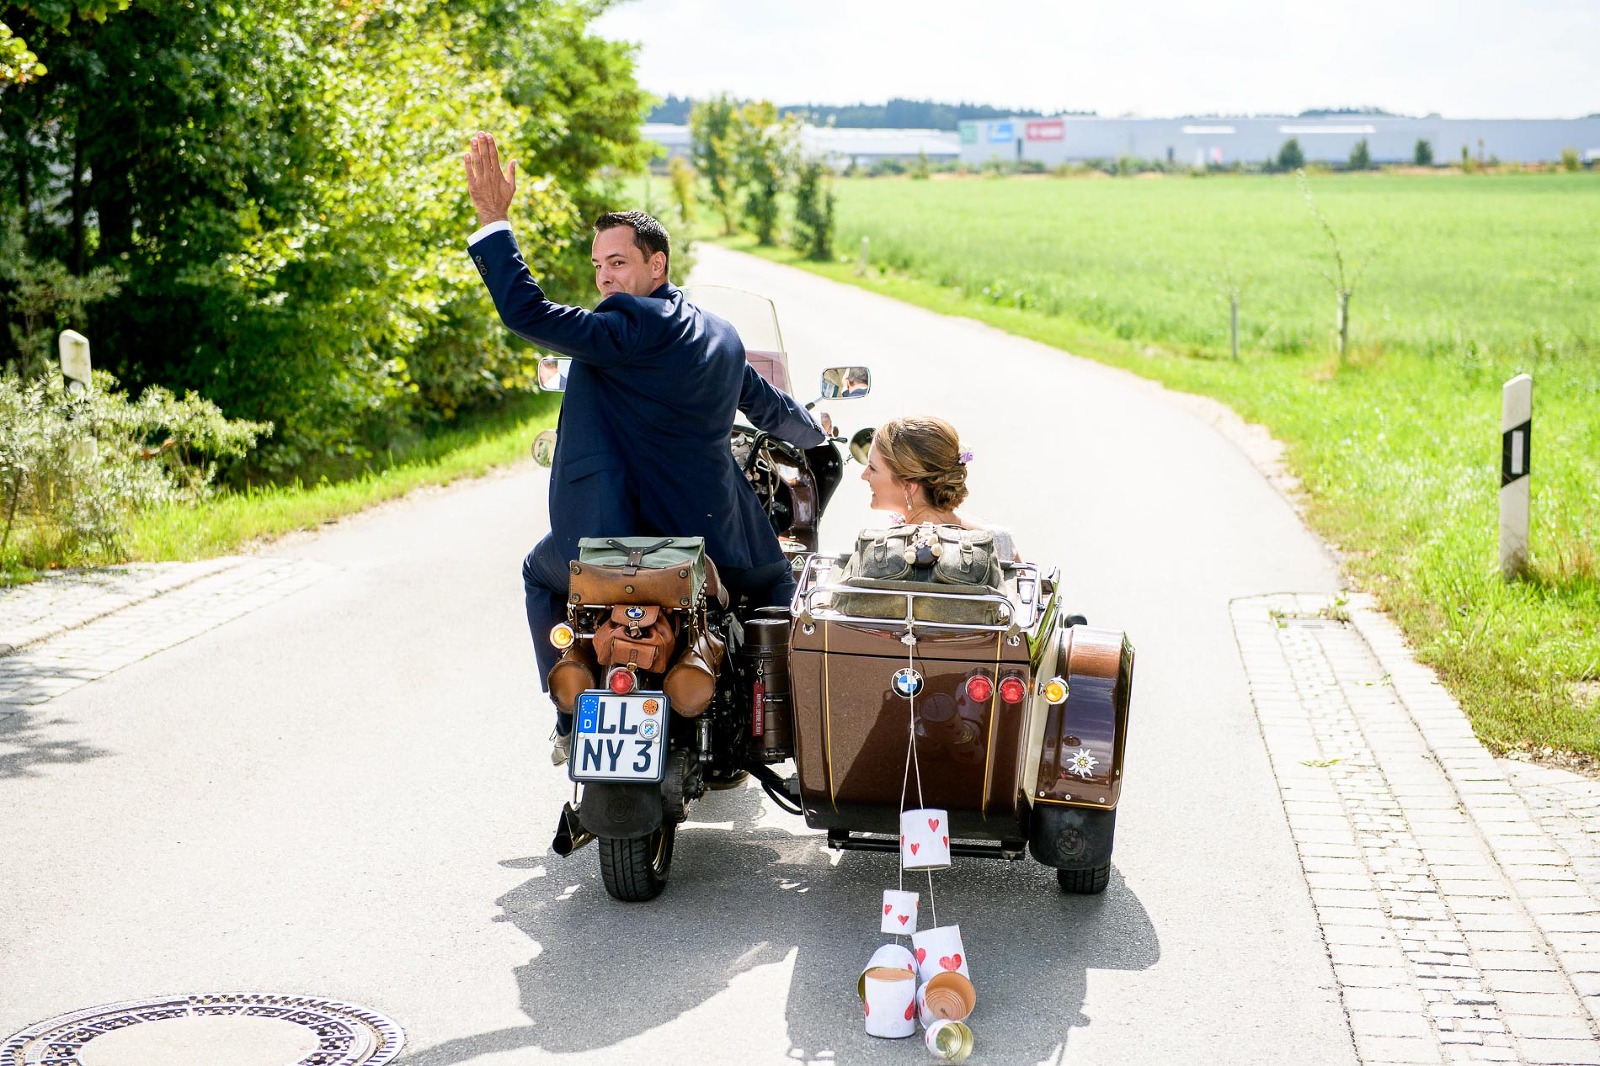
left=1068, top=747, right=1098, bottom=779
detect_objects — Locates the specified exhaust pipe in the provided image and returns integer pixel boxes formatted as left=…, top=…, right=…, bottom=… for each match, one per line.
left=551, top=801, right=596, bottom=856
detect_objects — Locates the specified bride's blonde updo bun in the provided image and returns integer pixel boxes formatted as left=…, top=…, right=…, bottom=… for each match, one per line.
left=875, top=416, right=969, bottom=511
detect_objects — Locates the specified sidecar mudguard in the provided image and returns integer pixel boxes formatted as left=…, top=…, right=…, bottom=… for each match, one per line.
left=578, top=782, right=663, bottom=840
left=1025, top=625, right=1134, bottom=812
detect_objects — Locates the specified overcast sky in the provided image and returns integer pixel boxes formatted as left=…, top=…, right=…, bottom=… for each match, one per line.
left=591, top=0, right=1599, bottom=120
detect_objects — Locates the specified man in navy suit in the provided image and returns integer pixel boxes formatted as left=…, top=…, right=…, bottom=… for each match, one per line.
left=463, top=133, right=824, bottom=763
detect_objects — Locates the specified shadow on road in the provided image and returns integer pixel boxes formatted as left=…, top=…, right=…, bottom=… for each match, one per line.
left=403, top=786, right=1157, bottom=1064
left=0, top=711, right=109, bottom=779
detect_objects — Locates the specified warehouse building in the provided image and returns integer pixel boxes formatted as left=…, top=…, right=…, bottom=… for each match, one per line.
left=957, top=115, right=1600, bottom=167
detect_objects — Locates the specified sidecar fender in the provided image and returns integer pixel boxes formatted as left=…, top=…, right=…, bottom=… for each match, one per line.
left=578, top=782, right=664, bottom=840
left=1025, top=624, right=1134, bottom=811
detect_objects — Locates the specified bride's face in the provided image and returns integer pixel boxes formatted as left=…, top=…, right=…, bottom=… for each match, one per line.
left=861, top=442, right=904, bottom=512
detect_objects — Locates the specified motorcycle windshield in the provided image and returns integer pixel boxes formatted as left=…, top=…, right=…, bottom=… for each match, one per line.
left=683, top=284, right=792, bottom=394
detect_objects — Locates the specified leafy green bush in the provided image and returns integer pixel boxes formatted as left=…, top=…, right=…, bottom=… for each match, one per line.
left=790, top=160, right=836, bottom=261
left=1415, top=139, right=1434, bottom=166
left=0, top=370, right=267, bottom=571
left=1277, top=138, right=1305, bottom=171
left=1349, top=138, right=1372, bottom=170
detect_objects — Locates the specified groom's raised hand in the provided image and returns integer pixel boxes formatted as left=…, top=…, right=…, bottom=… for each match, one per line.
left=464, top=132, right=517, bottom=226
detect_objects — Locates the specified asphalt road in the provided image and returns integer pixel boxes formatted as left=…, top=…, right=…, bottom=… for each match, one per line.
left=1, top=244, right=1353, bottom=1065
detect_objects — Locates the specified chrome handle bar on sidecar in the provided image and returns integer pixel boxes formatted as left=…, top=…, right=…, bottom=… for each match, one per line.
left=791, top=554, right=1043, bottom=636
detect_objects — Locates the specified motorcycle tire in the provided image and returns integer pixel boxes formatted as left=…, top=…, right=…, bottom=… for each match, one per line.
left=1057, top=863, right=1111, bottom=895
left=598, top=824, right=676, bottom=902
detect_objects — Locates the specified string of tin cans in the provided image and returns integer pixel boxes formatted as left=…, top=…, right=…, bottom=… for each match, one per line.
left=855, top=639, right=976, bottom=1061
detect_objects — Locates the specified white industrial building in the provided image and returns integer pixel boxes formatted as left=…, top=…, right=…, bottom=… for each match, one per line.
left=957, top=115, right=1600, bottom=167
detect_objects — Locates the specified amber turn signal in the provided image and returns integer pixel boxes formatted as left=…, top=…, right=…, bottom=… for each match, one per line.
left=549, top=623, right=575, bottom=650
left=1043, top=677, right=1069, bottom=705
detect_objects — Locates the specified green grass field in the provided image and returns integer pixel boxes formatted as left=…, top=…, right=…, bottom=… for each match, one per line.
left=733, top=170, right=1600, bottom=765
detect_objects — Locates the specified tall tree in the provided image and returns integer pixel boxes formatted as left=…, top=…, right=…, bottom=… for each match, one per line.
left=0, top=0, right=650, bottom=473
left=690, top=95, right=739, bottom=236
left=0, top=0, right=129, bottom=85
left=790, top=159, right=834, bottom=262
left=735, top=100, right=794, bottom=247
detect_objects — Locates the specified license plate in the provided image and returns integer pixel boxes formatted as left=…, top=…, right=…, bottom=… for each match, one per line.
left=569, top=690, right=669, bottom=783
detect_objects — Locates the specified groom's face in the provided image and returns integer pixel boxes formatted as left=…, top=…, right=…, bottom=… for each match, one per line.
left=592, top=226, right=666, bottom=299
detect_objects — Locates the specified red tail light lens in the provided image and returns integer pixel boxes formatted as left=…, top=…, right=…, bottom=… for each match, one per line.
left=964, top=674, right=993, bottom=703
left=999, top=676, right=1027, bottom=704
left=607, top=667, right=636, bottom=696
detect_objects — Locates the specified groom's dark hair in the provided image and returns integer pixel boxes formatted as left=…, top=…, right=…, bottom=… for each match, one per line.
left=594, top=211, right=670, bottom=271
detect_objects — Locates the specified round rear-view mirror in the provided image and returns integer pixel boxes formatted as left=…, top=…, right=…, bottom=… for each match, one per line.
left=537, top=356, right=571, bottom=393
left=849, top=426, right=875, bottom=466
left=531, top=429, right=557, bottom=468
left=819, top=365, right=871, bottom=400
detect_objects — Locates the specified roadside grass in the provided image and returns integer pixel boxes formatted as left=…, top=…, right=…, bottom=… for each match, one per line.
left=120, top=392, right=559, bottom=564
left=717, top=170, right=1600, bottom=765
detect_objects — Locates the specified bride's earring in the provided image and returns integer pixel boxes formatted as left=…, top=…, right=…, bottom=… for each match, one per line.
left=903, top=485, right=914, bottom=514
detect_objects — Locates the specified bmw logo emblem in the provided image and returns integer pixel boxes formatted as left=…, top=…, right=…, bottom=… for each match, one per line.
left=625, top=606, right=645, bottom=621
left=892, top=668, right=924, bottom=699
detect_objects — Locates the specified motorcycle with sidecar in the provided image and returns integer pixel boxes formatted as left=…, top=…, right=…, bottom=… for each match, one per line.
left=528, top=286, right=1134, bottom=902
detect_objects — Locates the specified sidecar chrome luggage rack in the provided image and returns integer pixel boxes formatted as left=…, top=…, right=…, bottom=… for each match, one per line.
left=791, top=554, right=1041, bottom=635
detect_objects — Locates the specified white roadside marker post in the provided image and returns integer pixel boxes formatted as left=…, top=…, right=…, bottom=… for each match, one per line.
left=1500, top=373, right=1532, bottom=579
left=58, top=329, right=92, bottom=392
left=58, top=329, right=97, bottom=462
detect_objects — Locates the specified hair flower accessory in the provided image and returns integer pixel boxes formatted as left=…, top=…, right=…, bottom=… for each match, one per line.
left=958, top=450, right=974, bottom=465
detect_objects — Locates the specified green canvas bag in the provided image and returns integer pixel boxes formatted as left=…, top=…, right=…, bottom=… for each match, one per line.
left=569, top=536, right=708, bottom=608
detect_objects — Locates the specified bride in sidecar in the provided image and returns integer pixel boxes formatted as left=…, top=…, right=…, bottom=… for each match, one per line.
left=856, top=416, right=1022, bottom=564
left=789, top=415, right=1133, bottom=894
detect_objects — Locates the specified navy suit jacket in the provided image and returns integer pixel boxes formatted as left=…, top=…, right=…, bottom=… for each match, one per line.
left=470, top=227, right=824, bottom=574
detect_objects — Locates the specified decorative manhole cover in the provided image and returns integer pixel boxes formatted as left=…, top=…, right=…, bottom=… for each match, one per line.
left=1, top=994, right=404, bottom=1066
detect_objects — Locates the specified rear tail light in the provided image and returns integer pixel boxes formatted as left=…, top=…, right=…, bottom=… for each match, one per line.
left=999, top=675, right=1027, bottom=704
left=607, top=667, right=637, bottom=696
left=964, top=673, right=993, bottom=703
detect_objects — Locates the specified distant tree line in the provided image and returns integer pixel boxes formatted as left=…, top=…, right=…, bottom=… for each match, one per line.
left=1296, top=106, right=1399, bottom=118
left=0, top=0, right=648, bottom=478
left=651, top=93, right=1081, bottom=130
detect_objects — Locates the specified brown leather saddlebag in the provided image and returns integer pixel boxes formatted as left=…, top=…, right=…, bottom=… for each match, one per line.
left=547, top=640, right=598, bottom=714
left=570, top=562, right=698, bottom=608
left=593, top=604, right=678, bottom=672
left=568, top=537, right=705, bottom=609
left=663, top=627, right=726, bottom=716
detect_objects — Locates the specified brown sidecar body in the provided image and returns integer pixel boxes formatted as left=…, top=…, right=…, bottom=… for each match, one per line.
left=784, top=554, right=1135, bottom=889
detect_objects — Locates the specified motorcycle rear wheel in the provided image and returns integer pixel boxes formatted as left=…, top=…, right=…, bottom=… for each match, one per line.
left=598, top=824, right=676, bottom=902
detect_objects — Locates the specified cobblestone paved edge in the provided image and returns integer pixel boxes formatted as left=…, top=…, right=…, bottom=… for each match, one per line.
left=0, top=557, right=322, bottom=721
left=1234, top=592, right=1600, bottom=1066
left=0, top=558, right=246, bottom=656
